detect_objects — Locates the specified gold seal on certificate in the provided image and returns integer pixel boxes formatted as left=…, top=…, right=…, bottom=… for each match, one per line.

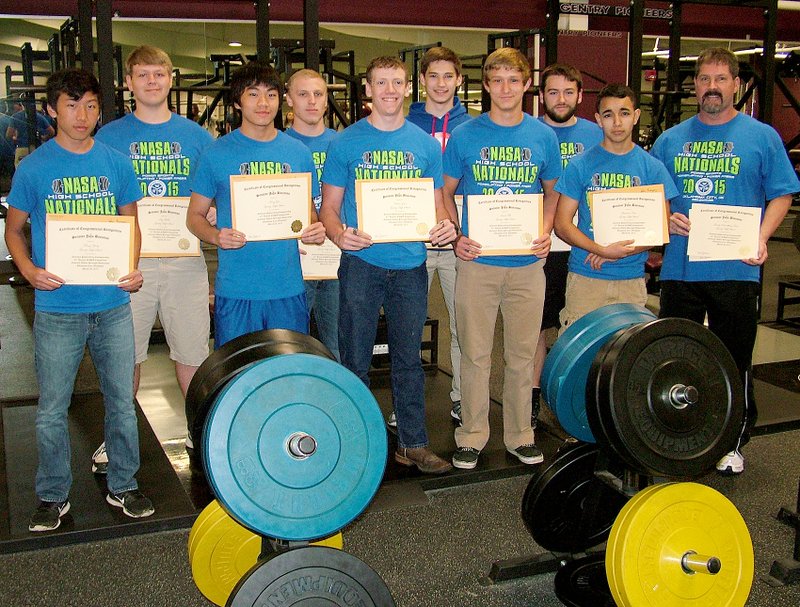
left=300, top=238, right=342, bottom=280
left=230, top=173, right=312, bottom=242
left=466, top=194, right=543, bottom=255
left=355, top=178, right=437, bottom=243
left=137, top=197, right=201, bottom=257
left=45, top=214, right=135, bottom=285
left=589, top=185, right=669, bottom=247
left=686, top=203, right=761, bottom=261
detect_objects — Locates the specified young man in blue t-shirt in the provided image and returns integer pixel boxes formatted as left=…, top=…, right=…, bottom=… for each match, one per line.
left=532, top=63, right=603, bottom=427
left=406, top=46, right=472, bottom=426
left=6, top=98, right=55, bottom=166
left=444, top=48, right=561, bottom=470
left=5, top=69, right=154, bottom=531
left=554, top=84, right=678, bottom=329
left=93, top=45, right=214, bottom=465
left=187, top=62, right=326, bottom=348
left=321, top=56, right=458, bottom=475
left=652, top=48, right=800, bottom=474
left=285, top=68, right=340, bottom=361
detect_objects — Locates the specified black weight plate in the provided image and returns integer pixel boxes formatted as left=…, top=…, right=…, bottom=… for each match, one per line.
left=586, top=327, right=635, bottom=468
left=521, top=444, right=629, bottom=554
left=554, top=553, right=615, bottom=607
left=226, top=546, right=395, bottom=607
left=185, top=329, right=334, bottom=456
left=599, top=318, right=744, bottom=477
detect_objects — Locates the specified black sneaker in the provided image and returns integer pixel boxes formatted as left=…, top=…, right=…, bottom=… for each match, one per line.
left=451, top=400, right=462, bottom=423
left=531, top=387, right=541, bottom=429
left=29, top=499, right=70, bottom=532
left=106, top=489, right=155, bottom=518
left=508, top=443, right=544, bottom=465
left=91, top=442, right=108, bottom=474
left=452, top=446, right=480, bottom=469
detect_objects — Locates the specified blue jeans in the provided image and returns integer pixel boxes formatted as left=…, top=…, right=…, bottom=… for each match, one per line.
left=34, top=304, right=140, bottom=500
left=338, top=254, right=428, bottom=448
left=305, top=279, right=341, bottom=361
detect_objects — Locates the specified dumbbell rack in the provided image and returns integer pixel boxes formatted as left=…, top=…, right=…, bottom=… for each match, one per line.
left=485, top=451, right=648, bottom=585
left=768, top=476, right=800, bottom=585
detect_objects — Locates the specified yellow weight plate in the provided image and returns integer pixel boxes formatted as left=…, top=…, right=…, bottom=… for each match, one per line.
left=611, top=482, right=753, bottom=607
left=606, top=483, right=671, bottom=606
left=312, top=531, right=344, bottom=550
left=191, top=507, right=346, bottom=606
left=192, top=512, right=261, bottom=606
left=188, top=500, right=225, bottom=561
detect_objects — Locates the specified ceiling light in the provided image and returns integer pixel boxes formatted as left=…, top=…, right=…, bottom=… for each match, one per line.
left=228, top=41, right=242, bottom=48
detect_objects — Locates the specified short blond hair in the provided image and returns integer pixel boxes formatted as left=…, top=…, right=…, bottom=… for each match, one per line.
left=125, top=45, right=173, bottom=76
left=287, top=69, right=327, bottom=92
left=365, top=56, right=408, bottom=84
left=483, top=48, right=531, bottom=84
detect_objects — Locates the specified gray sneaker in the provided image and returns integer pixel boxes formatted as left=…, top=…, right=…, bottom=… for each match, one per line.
left=107, top=489, right=155, bottom=518
left=508, top=443, right=544, bottom=465
left=91, top=442, right=108, bottom=475
left=387, top=412, right=397, bottom=428
left=29, top=499, right=70, bottom=532
left=452, top=447, right=480, bottom=469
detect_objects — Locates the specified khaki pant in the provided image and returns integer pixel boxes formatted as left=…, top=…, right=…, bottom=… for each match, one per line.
left=14, top=145, right=33, bottom=167
left=559, top=272, right=647, bottom=335
left=454, top=259, right=544, bottom=451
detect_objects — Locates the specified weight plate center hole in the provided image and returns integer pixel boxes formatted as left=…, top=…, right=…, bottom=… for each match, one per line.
left=287, top=432, right=317, bottom=459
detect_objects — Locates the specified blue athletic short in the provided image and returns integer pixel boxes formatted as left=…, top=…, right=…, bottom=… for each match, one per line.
left=213, top=293, right=309, bottom=348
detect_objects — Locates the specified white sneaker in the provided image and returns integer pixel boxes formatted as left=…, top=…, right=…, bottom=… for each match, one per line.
left=716, top=450, right=744, bottom=475
left=387, top=412, right=397, bottom=428
left=91, top=442, right=108, bottom=475
left=185, top=433, right=194, bottom=451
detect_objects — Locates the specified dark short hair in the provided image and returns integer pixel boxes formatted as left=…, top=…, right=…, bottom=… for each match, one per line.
left=420, top=47, right=462, bottom=76
left=540, top=63, right=583, bottom=92
left=596, top=83, right=638, bottom=111
left=230, top=62, right=282, bottom=105
left=365, top=56, right=408, bottom=84
left=696, top=47, right=739, bottom=79
left=46, top=69, right=101, bottom=109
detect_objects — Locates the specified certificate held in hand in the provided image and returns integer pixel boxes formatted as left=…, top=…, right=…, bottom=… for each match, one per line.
left=687, top=203, right=761, bottom=261
left=466, top=194, right=543, bottom=255
left=589, top=184, right=669, bottom=247
left=300, top=238, right=342, bottom=280
left=137, top=197, right=200, bottom=257
left=355, top=178, right=437, bottom=243
left=230, top=173, right=312, bottom=241
left=45, top=214, right=135, bottom=285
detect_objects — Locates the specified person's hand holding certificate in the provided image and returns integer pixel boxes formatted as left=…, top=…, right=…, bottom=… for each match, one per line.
left=355, top=178, right=437, bottom=242
left=230, top=173, right=312, bottom=241
left=589, top=185, right=668, bottom=247
left=465, top=194, right=543, bottom=255
left=138, top=197, right=200, bottom=257
left=687, top=203, right=761, bottom=261
left=46, top=214, right=135, bottom=285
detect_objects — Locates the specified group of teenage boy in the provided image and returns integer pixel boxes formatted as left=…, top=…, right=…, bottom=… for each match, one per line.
left=5, top=41, right=798, bottom=533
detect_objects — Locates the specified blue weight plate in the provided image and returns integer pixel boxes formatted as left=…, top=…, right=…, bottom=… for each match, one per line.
left=204, top=353, right=387, bottom=541
left=541, top=304, right=656, bottom=443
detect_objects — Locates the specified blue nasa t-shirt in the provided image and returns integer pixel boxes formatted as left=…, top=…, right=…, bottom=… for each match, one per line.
left=322, top=119, right=443, bottom=270
left=96, top=112, right=212, bottom=198
left=191, top=129, right=319, bottom=300
left=651, top=113, right=800, bottom=282
left=556, top=144, right=678, bottom=279
left=443, top=113, right=561, bottom=267
left=7, top=138, right=141, bottom=312
left=285, top=127, right=337, bottom=212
